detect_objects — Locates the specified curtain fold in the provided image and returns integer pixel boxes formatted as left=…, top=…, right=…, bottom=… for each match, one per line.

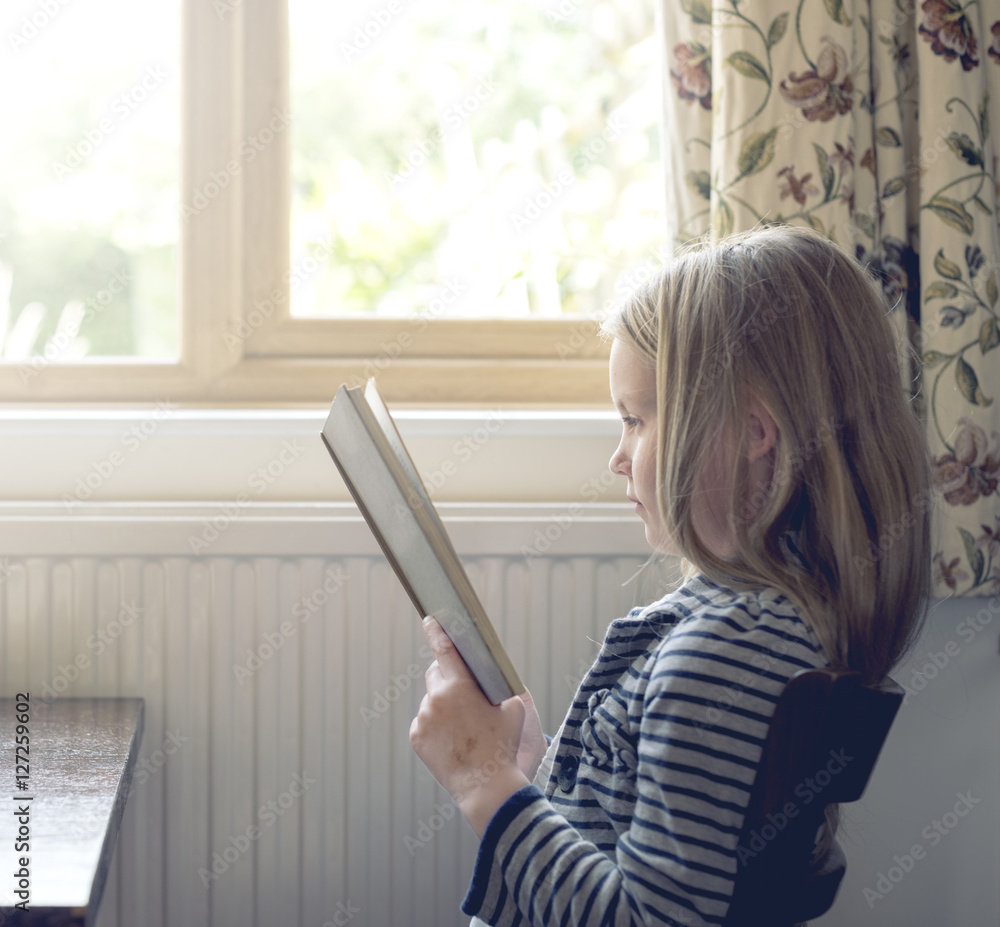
left=659, top=0, right=1000, bottom=598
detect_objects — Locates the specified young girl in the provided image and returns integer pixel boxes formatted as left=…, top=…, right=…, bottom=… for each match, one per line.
left=409, top=225, right=931, bottom=926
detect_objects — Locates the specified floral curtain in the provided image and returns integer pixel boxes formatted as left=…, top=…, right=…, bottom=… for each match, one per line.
left=660, top=0, right=1000, bottom=598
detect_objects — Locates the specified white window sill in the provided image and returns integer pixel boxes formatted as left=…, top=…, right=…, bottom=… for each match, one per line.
left=0, top=408, right=624, bottom=504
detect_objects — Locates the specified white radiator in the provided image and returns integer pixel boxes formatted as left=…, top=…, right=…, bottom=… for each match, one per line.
left=0, top=502, right=657, bottom=927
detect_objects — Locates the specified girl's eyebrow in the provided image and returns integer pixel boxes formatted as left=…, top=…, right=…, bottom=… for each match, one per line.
left=615, top=390, right=656, bottom=412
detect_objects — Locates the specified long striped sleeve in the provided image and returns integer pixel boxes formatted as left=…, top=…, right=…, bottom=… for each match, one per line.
left=463, top=574, right=828, bottom=927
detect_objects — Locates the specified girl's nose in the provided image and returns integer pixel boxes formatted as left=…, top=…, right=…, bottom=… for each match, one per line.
left=609, top=443, right=629, bottom=476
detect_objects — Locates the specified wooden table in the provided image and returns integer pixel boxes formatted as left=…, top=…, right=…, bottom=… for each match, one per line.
left=0, top=698, right=144, bottom=926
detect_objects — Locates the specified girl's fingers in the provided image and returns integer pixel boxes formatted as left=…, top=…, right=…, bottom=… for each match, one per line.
left=424, top=658, right=443, bottom=689
left=421, top=615, right=471, bottom=682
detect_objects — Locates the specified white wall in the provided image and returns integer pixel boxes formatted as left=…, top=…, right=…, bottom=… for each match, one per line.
left=816, top=594, right=999, bottom=926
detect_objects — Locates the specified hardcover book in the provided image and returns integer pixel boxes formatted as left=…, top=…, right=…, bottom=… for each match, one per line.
left=320, top=379, right=525, bottom=705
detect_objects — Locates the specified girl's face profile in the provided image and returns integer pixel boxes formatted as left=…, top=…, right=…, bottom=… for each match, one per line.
left=608, top=339, right=671, bottom=553
left=608, top=337, right=741, bottom=559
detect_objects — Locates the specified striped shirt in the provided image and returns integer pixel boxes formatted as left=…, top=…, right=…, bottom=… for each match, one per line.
left=463, top=573, right=828, bottom=927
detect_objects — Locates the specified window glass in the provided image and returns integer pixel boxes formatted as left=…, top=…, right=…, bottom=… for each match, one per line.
left=289, top=0, right=662, bottom=319
left=0, top=0, right=180, bottom=366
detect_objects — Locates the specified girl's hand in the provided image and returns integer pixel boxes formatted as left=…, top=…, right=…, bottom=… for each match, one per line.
left=410, top=616, right=530, bottom=837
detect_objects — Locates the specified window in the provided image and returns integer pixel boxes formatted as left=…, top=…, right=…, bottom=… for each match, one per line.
left=0, top=0, right=662, bottom=404
left=0, top=0, right=180, bottom=362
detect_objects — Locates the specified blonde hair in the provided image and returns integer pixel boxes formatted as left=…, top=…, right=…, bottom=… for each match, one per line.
left=603, top=225, right=931, bottom=684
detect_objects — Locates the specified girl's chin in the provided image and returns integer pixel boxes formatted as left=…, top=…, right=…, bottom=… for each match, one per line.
left=641, top=522, right=665, bottom=550
left=632, top=505, right=679, bottom=555
left=641, top=522, right=679, bottom=557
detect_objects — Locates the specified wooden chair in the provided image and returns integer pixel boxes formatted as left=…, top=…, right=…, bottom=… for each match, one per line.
left=724, top=668, right=904, bottom=926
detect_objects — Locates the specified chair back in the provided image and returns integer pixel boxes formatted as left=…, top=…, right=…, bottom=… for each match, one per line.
left=724, top=667, right=904, bottom=926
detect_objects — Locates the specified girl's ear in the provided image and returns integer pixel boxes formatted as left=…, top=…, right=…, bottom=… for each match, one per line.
left=745, top=393, right=778, bottom=463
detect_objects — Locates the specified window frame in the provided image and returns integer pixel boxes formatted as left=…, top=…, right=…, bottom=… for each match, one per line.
left=0, top=0, right=611, bottom=406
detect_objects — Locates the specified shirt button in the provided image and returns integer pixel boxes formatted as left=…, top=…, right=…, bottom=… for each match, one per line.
left=558, top=754, right=579, bottom=792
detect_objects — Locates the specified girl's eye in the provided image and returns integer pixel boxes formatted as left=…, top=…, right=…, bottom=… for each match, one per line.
left=622, top=416, right=641, bottom=428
